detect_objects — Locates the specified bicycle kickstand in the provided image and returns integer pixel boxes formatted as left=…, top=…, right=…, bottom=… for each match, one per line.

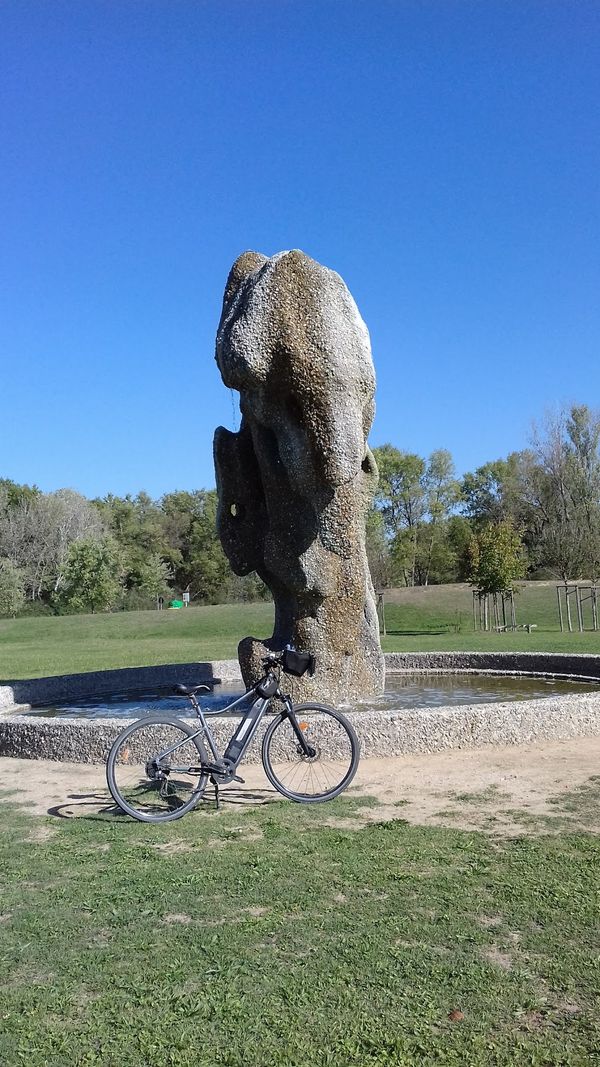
left=210, top=776, right=220, bottom=811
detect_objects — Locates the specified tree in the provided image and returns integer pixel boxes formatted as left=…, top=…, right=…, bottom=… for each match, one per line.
left=161, top=489, right=231, bottom=602
left=45, top=490, right=106, bottom=594
left=444, top=515, right=474, bottom=582
left=366, top=508, right=391, bottom=590
left=138, top=553, right=173, bottom=608
left=0, top=488, right=105, bottom=600
left=524, top=405, right=600, bottom=581
left=94, top=488, right=244, bottom=604
left=0, top=558, right=25, bottom=617
left=373, top=445, right=459, bottom=585
left=374, top=446, right=426, bottom=533
left=461, top=453, right=533, bottom=526
left=564, top=405, right=600, bottom=579
left=0, top=478, right=40, bottom=509
left=58, top=536, right=123, bottom=613
left=419, top=449, right=460, bottom=585
left=94, top=492, right=169, bottom=591
left=468, top=520, right=527, bottom=596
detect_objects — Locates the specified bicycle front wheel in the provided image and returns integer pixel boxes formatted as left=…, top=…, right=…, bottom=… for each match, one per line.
left=261, top=703, right=360, bottom=803
left=107, top=716, right=209, bottom=823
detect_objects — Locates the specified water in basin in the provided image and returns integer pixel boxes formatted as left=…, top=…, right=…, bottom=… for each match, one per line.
left=24, top=672, right=599, bottom=719
left=348, top=672, right=599, bottom=711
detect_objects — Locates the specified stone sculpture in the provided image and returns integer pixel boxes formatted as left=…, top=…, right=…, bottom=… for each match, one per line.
left=213, top=249, right=384, bottom=703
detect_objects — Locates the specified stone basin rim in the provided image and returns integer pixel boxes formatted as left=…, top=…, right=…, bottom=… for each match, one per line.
left=2, top=651, right=600, bottom=763
left=3, top=651, right=600, bottom=713
left=3, top=651, right=600, bottom=711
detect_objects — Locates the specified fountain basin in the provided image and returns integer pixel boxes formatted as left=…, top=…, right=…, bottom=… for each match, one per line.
left=2, top=652, right=600, bottom=763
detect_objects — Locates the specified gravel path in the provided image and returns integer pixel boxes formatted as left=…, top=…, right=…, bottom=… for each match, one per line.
left=3, top=735, right=599, bottom=834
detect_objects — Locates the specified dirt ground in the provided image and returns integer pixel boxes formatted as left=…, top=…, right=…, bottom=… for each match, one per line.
left=3, top=736, right=600, bottom=834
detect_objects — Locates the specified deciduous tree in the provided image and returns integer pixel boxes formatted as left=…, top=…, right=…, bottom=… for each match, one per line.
left=138, top=553, right=173, bottom=608
left=0, top=558, right=25, bottom=617
left=468, top=520, right=527, bottom=595
left=525, top=406, right=600, bottom=580
left=0, top=489, right=104, bottom=599
left=58, top=536, right=123, bottom=614
left=373, top=445, right=460, bottom=585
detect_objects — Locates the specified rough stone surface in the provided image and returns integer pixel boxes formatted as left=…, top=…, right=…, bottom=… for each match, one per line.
left=2, top=692, right=600, bottom=765
left=0, top=662, right=223, bottom=710
left=385, top=651, right=600, bottom=680
left=2, top=652, right=600, bottom=764
left=213, top=249, right=384, bottom=704
left=3, top=652, right=600, bottom=709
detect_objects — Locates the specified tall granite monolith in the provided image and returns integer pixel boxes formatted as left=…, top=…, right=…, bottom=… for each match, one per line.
left=213, top=249, right=384, bottom=703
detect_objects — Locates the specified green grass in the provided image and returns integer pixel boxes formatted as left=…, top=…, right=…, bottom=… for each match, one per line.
left=381, top=581, right=598, bottom=635
left=1, top=790, right=599, bottom=1065
left=381, top=582, right=600, bottom=654
left=1, top=583, right=599, bottom=681
left=382, top=630, right=600, bottom=654
left=0, top=603, right=274, bottom=679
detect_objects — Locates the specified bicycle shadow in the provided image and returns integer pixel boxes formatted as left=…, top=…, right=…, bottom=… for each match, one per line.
left=210, top=785, right=279, bottom=807
left=46, top=785, right=279, bottom=821
left=47, top=792, right=126, bottom=820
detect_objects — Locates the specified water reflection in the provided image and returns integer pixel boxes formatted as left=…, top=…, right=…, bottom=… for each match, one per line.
left=348, top=672, right=598, bottom=712
left=26, top=672, right=599, bottom=720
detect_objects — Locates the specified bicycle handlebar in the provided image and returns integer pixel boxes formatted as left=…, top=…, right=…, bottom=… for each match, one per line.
left=261, top=647, right=314, bottom=673
left=261, top=652, right=283, bottom=667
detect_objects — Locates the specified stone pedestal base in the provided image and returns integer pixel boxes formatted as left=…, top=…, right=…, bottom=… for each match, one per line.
left=239, top=636, right=385, bottom=706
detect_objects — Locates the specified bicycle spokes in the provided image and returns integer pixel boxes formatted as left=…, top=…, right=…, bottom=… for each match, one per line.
left=110, top=722, right=206, bottom=819
left=264, top=706, right=358, bottom=800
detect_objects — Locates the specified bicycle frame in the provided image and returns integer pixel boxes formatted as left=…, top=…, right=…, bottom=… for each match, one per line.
left=156, top=673, right=313, bottom=778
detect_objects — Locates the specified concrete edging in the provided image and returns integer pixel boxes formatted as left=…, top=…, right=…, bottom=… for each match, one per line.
left=1, top=651, right=600, bottom=763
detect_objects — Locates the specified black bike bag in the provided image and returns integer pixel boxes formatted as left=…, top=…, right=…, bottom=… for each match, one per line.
left=257, top=675, right=279, bottom=698
left=282, top=649, right=316, bottom=677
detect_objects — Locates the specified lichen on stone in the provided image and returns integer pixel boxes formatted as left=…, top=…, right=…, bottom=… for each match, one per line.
left=214, top=249, right=385, bottom=702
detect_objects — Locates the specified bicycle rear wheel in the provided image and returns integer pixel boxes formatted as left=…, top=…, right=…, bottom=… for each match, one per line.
left=106, top=716, right=209, bottom=823
left=261, top=703, right=359, bottom=803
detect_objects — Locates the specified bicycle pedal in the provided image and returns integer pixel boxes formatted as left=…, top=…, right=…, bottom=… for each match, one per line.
left=207, top=764, right=245, bottom=785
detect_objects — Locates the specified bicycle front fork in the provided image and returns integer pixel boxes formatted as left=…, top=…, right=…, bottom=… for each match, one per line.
left=283, top=703, right=316, bottom=758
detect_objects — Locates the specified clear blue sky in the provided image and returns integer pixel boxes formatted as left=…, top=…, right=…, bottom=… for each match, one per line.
left=1, top=1, right=598, bottom=499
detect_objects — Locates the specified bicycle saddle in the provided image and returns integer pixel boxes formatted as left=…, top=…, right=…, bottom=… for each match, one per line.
left=173, top=682, right=214, bottom=696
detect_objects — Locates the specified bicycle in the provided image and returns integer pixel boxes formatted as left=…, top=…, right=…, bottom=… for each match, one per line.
left=106, top=648, right=360, bottom=823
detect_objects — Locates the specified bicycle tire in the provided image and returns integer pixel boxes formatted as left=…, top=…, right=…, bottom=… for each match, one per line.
left=261, top=702, right=360, bottom=803
left=106, top=715, right=209, bottom=823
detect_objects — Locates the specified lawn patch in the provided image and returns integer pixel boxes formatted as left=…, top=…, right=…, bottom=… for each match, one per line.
left=0, top=789, right=598, bottom=1065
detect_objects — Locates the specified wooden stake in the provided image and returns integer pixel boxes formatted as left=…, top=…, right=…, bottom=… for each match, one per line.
left=566, top=585, right=573, bottom=632
left=576, top=586, right=584, bottom=632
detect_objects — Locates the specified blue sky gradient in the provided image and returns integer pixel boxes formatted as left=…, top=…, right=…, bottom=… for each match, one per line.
left=1, top=1, right=598, bottom=497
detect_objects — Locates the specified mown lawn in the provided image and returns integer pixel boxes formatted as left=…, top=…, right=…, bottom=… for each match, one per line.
left=1, top=786, right=599, bottom=1066
left=0, top=604, right=274, bottom=679
left=0, top=584, right=599, bottom=680
left=381, top=581, right=599, bottom=637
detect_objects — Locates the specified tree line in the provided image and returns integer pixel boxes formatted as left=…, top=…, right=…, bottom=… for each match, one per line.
left=369, top=403, right=600, bottom=591
left=1, top=403, right=598, bottom=616
left=0, top=486, right=266, bottom=616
